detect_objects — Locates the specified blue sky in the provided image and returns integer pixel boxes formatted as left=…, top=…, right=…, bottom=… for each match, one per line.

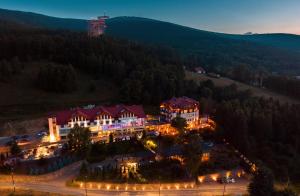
left=0, top=0, right=300, bottom=34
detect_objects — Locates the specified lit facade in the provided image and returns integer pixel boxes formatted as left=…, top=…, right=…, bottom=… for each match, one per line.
left=48, top=105, right=146, bottom=142
left=160, top=97, right=199, bottom=127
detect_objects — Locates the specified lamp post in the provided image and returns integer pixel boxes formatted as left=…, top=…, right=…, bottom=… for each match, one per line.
left=11, top=166, right=15, bottom=192
left=159, top=180, right=161, bottom=196
left=222, top=181, right=227, bottom=196
left=84, top=175, right=88, bottom=196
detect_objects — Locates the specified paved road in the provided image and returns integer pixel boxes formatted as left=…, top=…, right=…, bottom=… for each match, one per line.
left=0, top=161, right=248, bottom=196
left=0, top=182, right=248, bottom=196
left=0, top=180, right=248, bottom=196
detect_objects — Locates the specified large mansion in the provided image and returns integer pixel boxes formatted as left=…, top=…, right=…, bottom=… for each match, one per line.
left=48, top=105, right=146, bottom=142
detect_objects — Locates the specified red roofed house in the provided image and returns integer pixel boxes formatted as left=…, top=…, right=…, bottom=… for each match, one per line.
left=48, top=105, right=146, bottom=142
left=160, top=97, right=199, bottom=128
left=194, top=66, right=206, bottom=74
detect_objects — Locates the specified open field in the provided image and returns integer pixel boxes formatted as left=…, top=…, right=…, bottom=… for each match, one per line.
left=186, top=71, right=300, bottom=105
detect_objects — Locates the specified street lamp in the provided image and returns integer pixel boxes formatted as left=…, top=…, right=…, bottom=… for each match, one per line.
left=11, top=166, right=15, bottom=193
left=158, top=175, right=162, bottom=196
left=159, top=181, right=161, bottom=196
left=84, top=175, right=88, bottom=196
left=222, top=179, right=228, bottom=196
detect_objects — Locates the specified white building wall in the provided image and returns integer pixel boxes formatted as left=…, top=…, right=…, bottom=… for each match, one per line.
left=168, top=110, right=199, bottom=124
left=57, top=116, right=145, bottom=139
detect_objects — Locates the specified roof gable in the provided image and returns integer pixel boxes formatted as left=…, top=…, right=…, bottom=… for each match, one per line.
left=51, top=104, right=145, bottom=125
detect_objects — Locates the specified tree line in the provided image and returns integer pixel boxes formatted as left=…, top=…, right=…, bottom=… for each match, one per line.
left=265, top=76, right=300, bottom=100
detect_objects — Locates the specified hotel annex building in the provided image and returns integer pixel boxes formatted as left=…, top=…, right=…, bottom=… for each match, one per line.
left=160, top=96, right=200, bottom=128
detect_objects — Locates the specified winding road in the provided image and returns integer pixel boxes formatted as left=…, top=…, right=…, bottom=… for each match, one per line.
left=0, top=161, right=249, bottom=195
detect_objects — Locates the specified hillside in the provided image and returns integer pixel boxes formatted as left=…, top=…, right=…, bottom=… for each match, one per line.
left=1, top=8, right=300, bottom=74
left=0, top=8, right=87, bottom=31
left=225, top=33, right=300, bottom=52
left=106, top=17, right=300, bottom=74
left=186, top=71, right=300, bottom=105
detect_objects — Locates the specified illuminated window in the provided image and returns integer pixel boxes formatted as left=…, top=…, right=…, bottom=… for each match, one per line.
left=201, top=153, right=210, bottom=162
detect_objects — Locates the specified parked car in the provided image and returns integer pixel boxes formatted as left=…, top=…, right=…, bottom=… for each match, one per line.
left=218, top=176, right=236, bottom=184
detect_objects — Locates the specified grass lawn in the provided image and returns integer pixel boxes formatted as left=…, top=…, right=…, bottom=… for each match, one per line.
left=185, top=71, right=299, bottom=104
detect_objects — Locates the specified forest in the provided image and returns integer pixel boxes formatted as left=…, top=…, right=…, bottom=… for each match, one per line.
left=184, top=80, right=300, bottom=185
left=0, top=21, right=185, bottom=105
left=264, top=76, right=300, bottom=100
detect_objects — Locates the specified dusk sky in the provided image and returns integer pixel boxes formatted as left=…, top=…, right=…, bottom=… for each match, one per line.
left=0, top=0, right=300, bottom=34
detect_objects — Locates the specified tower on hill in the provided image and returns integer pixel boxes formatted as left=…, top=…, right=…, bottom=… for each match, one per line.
left=88, top=15, right=109, bottom=37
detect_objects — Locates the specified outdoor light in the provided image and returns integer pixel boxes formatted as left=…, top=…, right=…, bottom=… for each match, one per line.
left=198, top=176, right=205, bottom=183
left=49, top=134, right=56, bottom=143
left=226, top=171, right=231, bottom=178
left=211, top=174, right=219, bottom=181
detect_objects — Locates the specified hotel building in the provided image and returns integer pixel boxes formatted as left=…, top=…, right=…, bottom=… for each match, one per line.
left=160, top=97, right=199, bottom=127
left=48, top=104, right=146, bottom=142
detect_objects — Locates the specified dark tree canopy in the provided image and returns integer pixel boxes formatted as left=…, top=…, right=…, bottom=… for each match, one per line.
left=35, top=63, right=77, bottom=93
left=10, top=140, right=21, bottom=156
left=182, top=134, right=203, bottom=178
left=0, top=26, right=185, bottom=104
left=67, top=125, right=91, bottom=155
left=171, top=116, right=188, bottom=135
left=265, top=76, right=300, bottom=100
left=248, top=166, right=275, bottom=196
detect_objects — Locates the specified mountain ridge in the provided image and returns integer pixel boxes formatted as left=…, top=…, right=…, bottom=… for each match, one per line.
left=0, top=7, right=87, bottom=31
left=1, top=8, right=300, bottom=74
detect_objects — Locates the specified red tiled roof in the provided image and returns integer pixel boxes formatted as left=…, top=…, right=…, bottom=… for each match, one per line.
left=162, top=96, right=199, bottom=109
left=195, top=66, right=205, bottom=72
left=51, top=105, right=145, bottom=125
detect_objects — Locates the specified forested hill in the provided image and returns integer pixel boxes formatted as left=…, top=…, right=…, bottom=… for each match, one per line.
left=1, top=8, right=300, bottom=74
left=106, top=17, right=300, bottom=74
left=0, top=8, right=87, bottom=31
left=224, top=33, right=300, bottom=53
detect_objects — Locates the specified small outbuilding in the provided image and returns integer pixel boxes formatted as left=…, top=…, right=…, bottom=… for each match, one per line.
left=194, top=67, right=206, bottom=74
